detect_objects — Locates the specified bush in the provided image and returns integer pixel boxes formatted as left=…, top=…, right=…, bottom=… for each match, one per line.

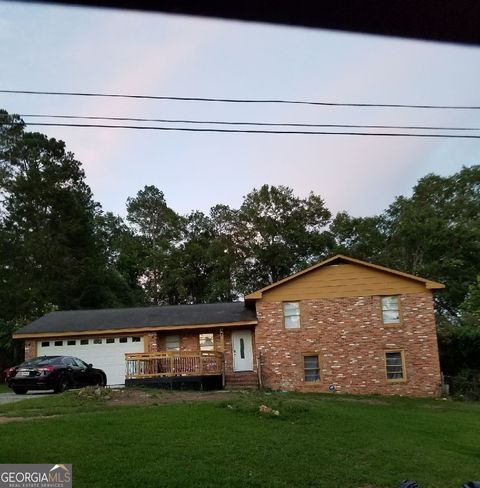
left=444, top=370, right=480, bottom=401
left=437, top=324, right=480, bottom=376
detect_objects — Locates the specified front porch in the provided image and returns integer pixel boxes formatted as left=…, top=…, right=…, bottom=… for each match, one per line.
left=125, top=325, right=260, bottom=389
left=125, top=351, right=225, bottom=390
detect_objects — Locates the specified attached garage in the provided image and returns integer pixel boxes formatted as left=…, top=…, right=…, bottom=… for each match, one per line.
left=36, top=335, right=145, bottom=385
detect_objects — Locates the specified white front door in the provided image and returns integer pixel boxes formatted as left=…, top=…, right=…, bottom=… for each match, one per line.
left=232, top=330, right=253, bottom=372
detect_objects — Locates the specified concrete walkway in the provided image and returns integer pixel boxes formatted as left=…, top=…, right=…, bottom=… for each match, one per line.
left=0, top=391, right=53, bottom=405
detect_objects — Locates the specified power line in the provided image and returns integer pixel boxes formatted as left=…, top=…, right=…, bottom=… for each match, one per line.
left=14, top=113, right=480, bottom=132
left=2, top=121, right=480, bottom=138
left=1, top=89, right=480, bottom=110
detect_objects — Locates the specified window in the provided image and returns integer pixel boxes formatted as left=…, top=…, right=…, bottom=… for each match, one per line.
left=93, top=338, right=103, bottom=344
left=199, top=333, right=214, bottom=351
left=131, top=336, right=141, bottom=342
left=74, top=358, right=88, bottom=368
left=67, top=340, right=76, bottom=346
left=54, top=340, right=63, bottom=347
left=119, top=337, right=128, bottom=343
left=239, top=338, right=245, bottom=359
left=381, top=296, right=401, bottom=324
left=283, top=302, right=301, bottom=329
left=166, top=335, right=180, bottom=351
left=106, top=338, right=115, bottom=344
left=62, top=357, right=76, bottom=366
left=80, top=339, right=89, bottom=345
left=385, top=351, right=405, bottom=381
left=303, top=355, right=320, bottom=382
left=23, top=356, right=62, bottom=367
left=41, top=341, right=49, bottom=347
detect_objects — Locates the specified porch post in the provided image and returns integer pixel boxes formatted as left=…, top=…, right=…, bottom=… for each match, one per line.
left=219, top=328, right=225, bottom=352
left=219, top=328, right=226, bottom=388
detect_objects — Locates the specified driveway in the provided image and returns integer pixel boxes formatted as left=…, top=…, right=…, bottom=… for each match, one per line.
left=0, top=391, right=53, bottom=405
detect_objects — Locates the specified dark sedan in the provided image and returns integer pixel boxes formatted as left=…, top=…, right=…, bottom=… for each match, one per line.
left=4, top=356, right=107, bottom=394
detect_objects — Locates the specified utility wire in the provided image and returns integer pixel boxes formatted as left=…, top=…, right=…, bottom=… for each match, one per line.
left=14, top=113, right=480, bottom=132
left=1, top=89, right=480, bottom=110
left=2, top=121, right=480, bottom=138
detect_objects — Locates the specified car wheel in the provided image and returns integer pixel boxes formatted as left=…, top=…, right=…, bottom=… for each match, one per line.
left=54, top=376, right=70, bottom=393
left=13, top=388, right=28, bottom=395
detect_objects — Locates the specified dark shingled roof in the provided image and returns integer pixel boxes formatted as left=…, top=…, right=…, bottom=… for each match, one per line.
left=16, top=302, right=257, bottom=335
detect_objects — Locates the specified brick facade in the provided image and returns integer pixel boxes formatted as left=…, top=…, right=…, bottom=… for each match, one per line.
left=24, top=340, right=36, bottom=361
left=255, top=292, right=441, bottom=397
left=145, top=332, right=159, bottom=352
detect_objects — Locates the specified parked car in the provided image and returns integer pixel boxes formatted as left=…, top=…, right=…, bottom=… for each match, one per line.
left=4, top=356, right=107, bottom=394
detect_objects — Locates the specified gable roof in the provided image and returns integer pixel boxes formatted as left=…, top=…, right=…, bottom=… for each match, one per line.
left=245, top=254, right=445, bottom=301
left=14, top=302, right=257, bottom=338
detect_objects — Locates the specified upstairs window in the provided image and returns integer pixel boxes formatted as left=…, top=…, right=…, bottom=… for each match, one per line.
left=166, top=335, right=180, bottom=351
left=283, top=302, right=301, bottom=329
left=381, top=296, right=401, bottom=324
left=385, top=351, right=405, bottom=381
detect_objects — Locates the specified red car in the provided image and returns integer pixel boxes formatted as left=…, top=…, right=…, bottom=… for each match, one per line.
left=5, top=355, right=107, bottom=394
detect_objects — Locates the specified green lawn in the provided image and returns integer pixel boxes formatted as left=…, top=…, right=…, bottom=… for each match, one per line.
left=0, top=383, right=9, bottom=393
left=0, top=390, right=479, bottom=488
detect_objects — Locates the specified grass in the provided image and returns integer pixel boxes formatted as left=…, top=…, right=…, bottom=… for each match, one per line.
left=0, top=390, right=479, bottom=488
left=0, top=383, right=9, bottom=393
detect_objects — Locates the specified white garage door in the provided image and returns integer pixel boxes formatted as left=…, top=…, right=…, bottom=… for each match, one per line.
left=37, top=335, right=145, bottom=385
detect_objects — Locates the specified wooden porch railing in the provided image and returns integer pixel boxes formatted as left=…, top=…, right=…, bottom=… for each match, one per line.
left=125, top=351, right=224, bottom=379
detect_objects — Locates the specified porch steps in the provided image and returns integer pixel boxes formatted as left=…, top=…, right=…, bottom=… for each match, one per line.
left=225, top=372, right=259, bottom=390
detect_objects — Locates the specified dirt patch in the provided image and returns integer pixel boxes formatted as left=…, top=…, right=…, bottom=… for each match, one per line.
left=105, top=388, right=241, bottom=407
left=0, top=415, right=60, bottom=424
left=327, top=396, right=390, bottom=406
left=0, top=416, right=29, bottom=424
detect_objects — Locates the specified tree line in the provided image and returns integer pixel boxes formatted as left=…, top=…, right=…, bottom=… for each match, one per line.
left=1, top=110, right=479, bottom=377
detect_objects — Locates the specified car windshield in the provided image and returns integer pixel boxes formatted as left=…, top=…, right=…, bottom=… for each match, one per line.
left=20, top=356, right=63, bottom=367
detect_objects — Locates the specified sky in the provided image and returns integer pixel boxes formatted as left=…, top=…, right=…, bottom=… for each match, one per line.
left=1, top=2, right=479, bottom=219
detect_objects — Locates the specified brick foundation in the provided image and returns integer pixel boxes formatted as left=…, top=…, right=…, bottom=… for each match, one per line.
left=255, top=293, right=441, bottom=397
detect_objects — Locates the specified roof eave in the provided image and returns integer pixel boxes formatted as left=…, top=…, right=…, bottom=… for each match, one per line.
left=13, top=319, right=258, bottom=340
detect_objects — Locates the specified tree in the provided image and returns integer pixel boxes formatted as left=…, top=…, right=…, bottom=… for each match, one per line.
left=0, top=110, right=134, bottom=320
left=234, top=185, right=332, bottom=293
left=328, top=211, right=386, bottom=261
left=459, top=275, right=480, bottom=327
left=126, top=185, right=183, bottom=304
left=380, top=166, right=480, bottom=318
left=327, top=166, right=480, bottom=320
left=94, top=211, right=146, bottom=305
left=162, top=210, right=238, bottom=304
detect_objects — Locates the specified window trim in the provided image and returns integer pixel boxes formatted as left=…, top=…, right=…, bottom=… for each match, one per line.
left=283, top=301, right=301, bottom=330
left=385, top=349, right=407, bottom=383
left=380, top=295, right=403, bottom=326
left=302, top=353, right=321, bottom=383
